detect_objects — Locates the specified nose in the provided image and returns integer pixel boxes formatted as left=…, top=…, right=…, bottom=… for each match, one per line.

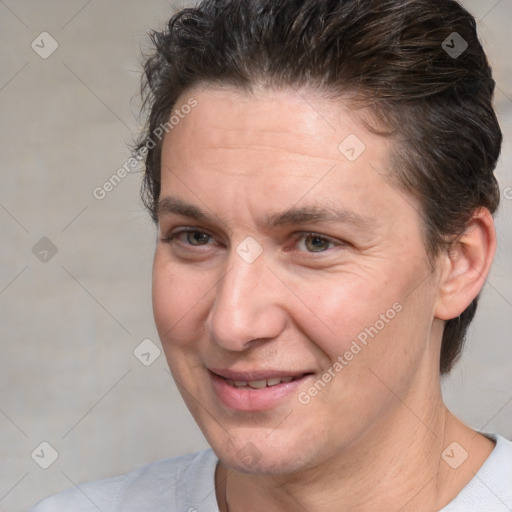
left=205, top=248, right=287, bottom=352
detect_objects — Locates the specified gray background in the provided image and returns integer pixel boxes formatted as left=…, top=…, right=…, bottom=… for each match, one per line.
left=0, top=1, right=510, bottom=510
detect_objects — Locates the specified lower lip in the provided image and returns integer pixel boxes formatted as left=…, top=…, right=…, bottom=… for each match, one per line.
left=210, top=372, right=309, bottom=412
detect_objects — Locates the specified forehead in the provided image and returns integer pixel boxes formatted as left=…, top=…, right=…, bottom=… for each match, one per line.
left=161, top=85, right=393, bottom=180
left=158, top=85, right=419, bottom=235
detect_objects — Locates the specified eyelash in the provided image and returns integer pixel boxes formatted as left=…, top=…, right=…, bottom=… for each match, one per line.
left=160, top=228, right=341, bottom=254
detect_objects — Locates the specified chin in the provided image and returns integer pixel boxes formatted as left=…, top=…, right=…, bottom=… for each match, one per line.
left=222, top=450, right=313, bottom=476
left=209, top=430, right=320, bottom=476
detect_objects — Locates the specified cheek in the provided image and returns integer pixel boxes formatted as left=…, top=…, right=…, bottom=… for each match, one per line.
left=290, top=272, right=396, bottom=350
left=152, top=253, right=209, bottom=347
left=292, top=263, right=427, bottom=370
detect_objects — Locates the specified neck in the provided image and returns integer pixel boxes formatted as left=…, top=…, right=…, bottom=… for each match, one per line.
left=216, top=382, right=494, bottom=512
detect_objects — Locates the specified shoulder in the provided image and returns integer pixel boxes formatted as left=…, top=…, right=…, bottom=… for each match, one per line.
left=30, top=449, right=219, bottom=512
left=441, top=434, right=512, bottom=511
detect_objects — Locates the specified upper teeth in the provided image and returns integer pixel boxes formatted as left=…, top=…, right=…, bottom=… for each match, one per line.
left=226, top=376, right=295, bottom=389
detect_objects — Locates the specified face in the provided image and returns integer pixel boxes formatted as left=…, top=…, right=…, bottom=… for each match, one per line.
left=152, top=86, right=442, bottom=475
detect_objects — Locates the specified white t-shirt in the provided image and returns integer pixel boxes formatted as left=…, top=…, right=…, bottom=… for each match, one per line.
left=31, top=434, right=512, bottom=511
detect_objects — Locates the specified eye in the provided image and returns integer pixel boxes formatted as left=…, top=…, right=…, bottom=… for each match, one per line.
left=162, top=228, right=214, bottom=246
left=297, top=233, right=338, bottom=253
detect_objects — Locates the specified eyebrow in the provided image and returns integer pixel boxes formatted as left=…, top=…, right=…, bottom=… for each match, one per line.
left=157, top=195, right=374, bottom=230
left=157, top=196, right=209, bottom=222
left=266, top=206, right=373, bottom=229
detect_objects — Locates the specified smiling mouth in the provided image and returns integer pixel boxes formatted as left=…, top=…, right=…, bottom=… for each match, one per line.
left=225, top=375, right=304, bottom=389
left=209, top=370, right=314, bottom=410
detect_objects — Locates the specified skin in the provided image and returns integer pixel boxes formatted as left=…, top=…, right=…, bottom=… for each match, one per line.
left=152, top=86, right=496, bottom=512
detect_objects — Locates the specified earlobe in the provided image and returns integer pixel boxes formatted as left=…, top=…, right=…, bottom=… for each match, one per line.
left=434, top=208, right=496, bottom=321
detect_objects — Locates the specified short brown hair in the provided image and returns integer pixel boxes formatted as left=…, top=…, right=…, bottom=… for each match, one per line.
left=137, top=0, right=502, bottom=374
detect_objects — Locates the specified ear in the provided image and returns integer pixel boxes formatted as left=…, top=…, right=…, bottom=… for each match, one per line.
left=435, top=208, right=496, bottom=321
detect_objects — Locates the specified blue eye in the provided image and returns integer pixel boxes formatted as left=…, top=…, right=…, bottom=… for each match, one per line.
left=163, top=229, right=213, bottom=246
left=162, top=229, right=340, bottom=255
left=298, top=233, right=337, bottom=253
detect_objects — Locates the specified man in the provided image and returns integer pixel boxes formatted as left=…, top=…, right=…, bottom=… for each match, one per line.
left=32, top=0, right=511, bottom=510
